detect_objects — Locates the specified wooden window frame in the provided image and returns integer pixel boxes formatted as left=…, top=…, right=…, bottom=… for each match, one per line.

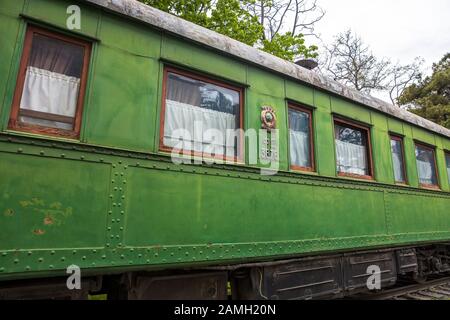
left=333, top=117, right=374, bottom=180
left=288, top=103, right=315, bottom=172
left=159, top=66, right=245, bottom=163
left=8, top=25, right=92, bottom=139
left=414, top=141, right=440, bottom=190
left=389, top=134, right=408, bottom=185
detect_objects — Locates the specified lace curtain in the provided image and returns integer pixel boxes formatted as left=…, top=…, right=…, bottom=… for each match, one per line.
left=447, top=155, right=450, bottom=184
left=392, top=152, right=404, bottom=182
left=19, top=34, right=84, bottom=130
left=290, top=130, right=310, bottom=167
left=335, top=140, right=367, bottom=175
left=417, top=159, right=434, bottom=185
left=164, top=100, right=237, bottom=157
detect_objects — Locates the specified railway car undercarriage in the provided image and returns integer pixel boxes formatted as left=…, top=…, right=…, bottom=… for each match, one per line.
left=1, top=243, right=449, bottom=300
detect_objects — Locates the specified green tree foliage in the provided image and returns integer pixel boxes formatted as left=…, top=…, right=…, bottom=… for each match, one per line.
left=399, top=54, right=450, bottom=129
left=141, top=0, right=262, bottom=46
left=261, top=32, right=318, bottom=61
left=140, top=0, right=319, bottom=61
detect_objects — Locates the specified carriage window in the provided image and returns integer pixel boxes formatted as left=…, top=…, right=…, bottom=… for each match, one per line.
left=288, top=106, right=314, bottom=171
left=390, top=135, right=407, bottom=183
left=334, top=119, right=372, bottom=178
left=446, top=152, right=450, bottom=185
left=9, top=26, right=91, bottom=138
left=161, top=68, right=242, bottom=161
left=415, top=143, right=438, bottom=188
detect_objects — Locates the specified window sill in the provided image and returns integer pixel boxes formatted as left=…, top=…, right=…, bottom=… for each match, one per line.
left=4, top=129, right=81, bottom=143
left=290, top=166, right=317, bottom=175
left=158, top=148, right=245, bottom=167
left=419, top=184, right=441, bottom=191
left=338, top=172, right=374, bottom=181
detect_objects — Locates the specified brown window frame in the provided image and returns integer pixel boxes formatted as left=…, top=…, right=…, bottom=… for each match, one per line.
left=8, top=25, right=92, bottom=139
left=414, top=141, right=440, bottom=190
left=288, top=103, right=315, bottom=172
left=389, top=134, right=408, bottom=185
left=333, top=117, right=374, bottom=180
left=159, top=66, right=245, bottom=163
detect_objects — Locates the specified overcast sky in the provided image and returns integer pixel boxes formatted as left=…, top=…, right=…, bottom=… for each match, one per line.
left=311, top=0, right=450, bottom=73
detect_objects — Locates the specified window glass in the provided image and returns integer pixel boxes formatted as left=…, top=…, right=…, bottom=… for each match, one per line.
left=162, top=71, right=241, bottom=159
left=289, top=108, right=312, bottom=169
left=334, top=122, right=370, bottom=176
left=445, top=152, right=450, bottom=185
left=18, top=33, right=86, bottom=131
left=390, top=137, right=406, bottom=183
left=415, top=144, right=438, bottom=186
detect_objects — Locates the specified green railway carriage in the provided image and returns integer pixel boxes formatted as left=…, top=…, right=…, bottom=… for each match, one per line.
left=0, top=0, right=450, bottom=300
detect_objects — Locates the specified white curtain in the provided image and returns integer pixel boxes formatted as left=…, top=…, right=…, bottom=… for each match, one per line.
left=447, top=157, right=450, bottom=184
left=417, top=159, right=433, bottom=184
left=447, top=166, right=450, bottom=185
left=335, top=139, right=367, bottom=175
left=290, top=130, right=310, bottom=167
left=392, top=152, right=404, bottom=182
left=163, top=99, right=237, bottom=157
left=19, top=66, right=80, bottom=130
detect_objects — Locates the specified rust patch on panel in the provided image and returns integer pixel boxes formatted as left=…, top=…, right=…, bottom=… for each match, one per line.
left=33, top=229, right=46, bottom=235
left=43, top=215, right=54, bottom=225
left=3, top=209, right=14, bottom=217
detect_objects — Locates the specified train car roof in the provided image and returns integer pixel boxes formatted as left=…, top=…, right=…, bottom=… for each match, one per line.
left=85, top=0, right=450, bottom=138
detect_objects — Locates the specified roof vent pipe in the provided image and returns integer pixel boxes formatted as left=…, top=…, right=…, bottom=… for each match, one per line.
left=294, top=58, right=319, bottom=70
